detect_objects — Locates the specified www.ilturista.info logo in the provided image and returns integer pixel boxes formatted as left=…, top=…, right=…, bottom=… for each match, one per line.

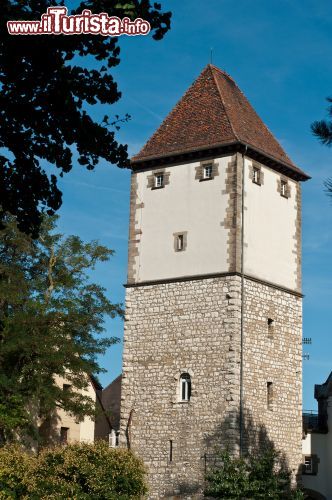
left=7, top=7, right=151, bottom=36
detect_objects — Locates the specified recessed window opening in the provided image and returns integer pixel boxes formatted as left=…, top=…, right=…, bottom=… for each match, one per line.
left=155, top=173, right=164, bottom=188
left=60, top=426, right=69, bottom=445
left=280, top=180, right=288, bottom=197
left=177, top=234, right=184, bottom=251
left=180, top=373, right=191, bottom=402
left=169, top=440, right=173, bottom=462
left=304, top=456, right=313, bottom=474
left=62, top=383, right=71, bottom=392
left=203, top=164, right=213, bottom=179
left=267, top=382, right=273, bottom=410
left=253, top=167, right=261, bottom=185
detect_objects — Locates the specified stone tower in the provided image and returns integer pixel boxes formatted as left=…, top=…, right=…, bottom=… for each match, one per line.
left=120, top=65, right=310, bottom=498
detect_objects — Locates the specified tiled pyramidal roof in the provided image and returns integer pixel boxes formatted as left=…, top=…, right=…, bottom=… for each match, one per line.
left=132, top=65, right=309, bottom=180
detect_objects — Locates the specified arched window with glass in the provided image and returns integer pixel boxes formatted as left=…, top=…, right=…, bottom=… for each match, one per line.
left=180, top=373, right=191, bottom=402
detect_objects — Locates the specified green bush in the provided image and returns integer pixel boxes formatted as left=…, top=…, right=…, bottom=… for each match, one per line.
left=204, top=449, right=304, bottom=499
left=0, top=444, right=36, bottom=499
left=0, top=441, right=147, bottom=499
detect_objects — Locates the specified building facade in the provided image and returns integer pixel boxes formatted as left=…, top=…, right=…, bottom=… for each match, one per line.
left=302, top=372, right=332, bottom=500
left=38, top=374, right=99, bottom=446
left=120, top=65, right=310, bottom=498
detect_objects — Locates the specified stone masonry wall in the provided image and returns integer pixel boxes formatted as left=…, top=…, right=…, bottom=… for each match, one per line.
left=120, top=276, right=302, bottom=498
left=242, top=278, right=303, bottom=476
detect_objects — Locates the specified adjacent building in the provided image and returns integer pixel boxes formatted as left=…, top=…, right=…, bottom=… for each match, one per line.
left=302, top=372, right=332, bottom=500
left=120, top=64, right=310, bottom=497
left=38, top=374, right=100, bottom=446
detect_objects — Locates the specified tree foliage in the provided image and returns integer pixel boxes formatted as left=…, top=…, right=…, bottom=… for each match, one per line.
left=0, top=441, right=147, bottom=499
left=1, top=0, right=171, bottom=237
left=204, top=449, right=304, bottom=499
left=0, top=214, right=122, bottom=443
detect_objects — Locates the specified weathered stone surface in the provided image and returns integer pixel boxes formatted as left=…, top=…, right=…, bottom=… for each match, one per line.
left=120, top=276, right=302, bottom=498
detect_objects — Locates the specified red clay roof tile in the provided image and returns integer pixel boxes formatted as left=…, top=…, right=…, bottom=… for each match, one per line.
left=132, top=65, right=308, bottom=179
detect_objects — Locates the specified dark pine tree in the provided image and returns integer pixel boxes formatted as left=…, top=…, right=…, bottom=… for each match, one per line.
left=311, top=96, right=332, bottom=197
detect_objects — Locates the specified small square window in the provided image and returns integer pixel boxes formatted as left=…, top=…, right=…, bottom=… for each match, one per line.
left=303, top=456, right=313, bottom=474
left=253, top=167, right=261, bottom=185
left=203, top=164, right=213, bottom=179
left=302, top=455, right=318, bottom=475
left=280, top=180, right=288, bottom=198
left=62, top=384, right=71, bottom=392
left=155, top=173, right=164, bottom=188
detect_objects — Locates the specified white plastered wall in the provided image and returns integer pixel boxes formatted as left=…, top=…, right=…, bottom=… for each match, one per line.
left=243, top=159, right=298, bottom=291
left=79, top=380, right=96, bottom=443
left=134, top=156, right=230, bottom=282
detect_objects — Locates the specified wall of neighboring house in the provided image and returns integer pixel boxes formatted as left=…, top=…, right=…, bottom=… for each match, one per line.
left=95, top=375, right=122, bottom=442
left=302, top=393, right=332, bottom=499
left=41, top=375, right=97, bottom=445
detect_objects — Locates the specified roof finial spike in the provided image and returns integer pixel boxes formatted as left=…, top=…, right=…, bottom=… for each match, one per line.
left=210, top=47, right=213, bottom=65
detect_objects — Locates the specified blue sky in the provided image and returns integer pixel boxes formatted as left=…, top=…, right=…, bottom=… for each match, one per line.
left=55, top=0, right=332, bottom=409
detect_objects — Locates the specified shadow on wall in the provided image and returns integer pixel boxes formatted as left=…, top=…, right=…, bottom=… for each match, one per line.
left=164, top=407, right=303, bottom=498
left=38, top=411, right=62, bottom=448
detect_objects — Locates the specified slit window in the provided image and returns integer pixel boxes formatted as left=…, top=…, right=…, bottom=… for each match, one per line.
left=280, top=180, right=288, bottom=198
left=177, top=234, right=184, bottom=251
left=267, top=382, right=273, bottom=410
left=154, top=173, right=164, bottom=188
left=180, top=373, right=191, bottom=402
left=253, top=167, right=261, bottom=185
left=169, top=440, right=173, bottom=462
left=267, top=318, right=274, bottom=335
left=203, top=164, right=213, bottom=179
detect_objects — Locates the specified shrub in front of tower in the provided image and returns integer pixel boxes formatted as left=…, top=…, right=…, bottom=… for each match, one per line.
left=204, top=449, right=304, bottom=499
left=0, top=441, right=147, bottom=499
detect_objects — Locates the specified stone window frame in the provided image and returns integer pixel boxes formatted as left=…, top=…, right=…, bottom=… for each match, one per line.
left=302, top=454, right=319, bottom=476
left=195, top=160, right=219, bottom=182
left=248, top=162, right=264, bottom=186
left=277, top=176, right=291, bottom=199
left=172, top=368, right=194, bottom=404
left=173, top=231, right=188, bottom=252
left=146, top=169, right=171, bottom=190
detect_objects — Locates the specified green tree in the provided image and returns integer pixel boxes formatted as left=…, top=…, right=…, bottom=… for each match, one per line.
left=204, top=449, right=304, bottom=499
left=1, top=1, right=171, bottom=237
left=0, top=215, right=122, bottom=444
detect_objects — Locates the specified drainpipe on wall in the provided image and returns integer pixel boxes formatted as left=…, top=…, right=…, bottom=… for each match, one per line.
left=239, top=144, right=247, bottom=457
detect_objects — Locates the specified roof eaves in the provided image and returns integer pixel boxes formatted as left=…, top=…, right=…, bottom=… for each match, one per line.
left=131, top=140, right=310, bottom=181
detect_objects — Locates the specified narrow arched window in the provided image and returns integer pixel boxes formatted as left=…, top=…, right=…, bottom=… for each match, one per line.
left=180, top=373, right=191, bottom=402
